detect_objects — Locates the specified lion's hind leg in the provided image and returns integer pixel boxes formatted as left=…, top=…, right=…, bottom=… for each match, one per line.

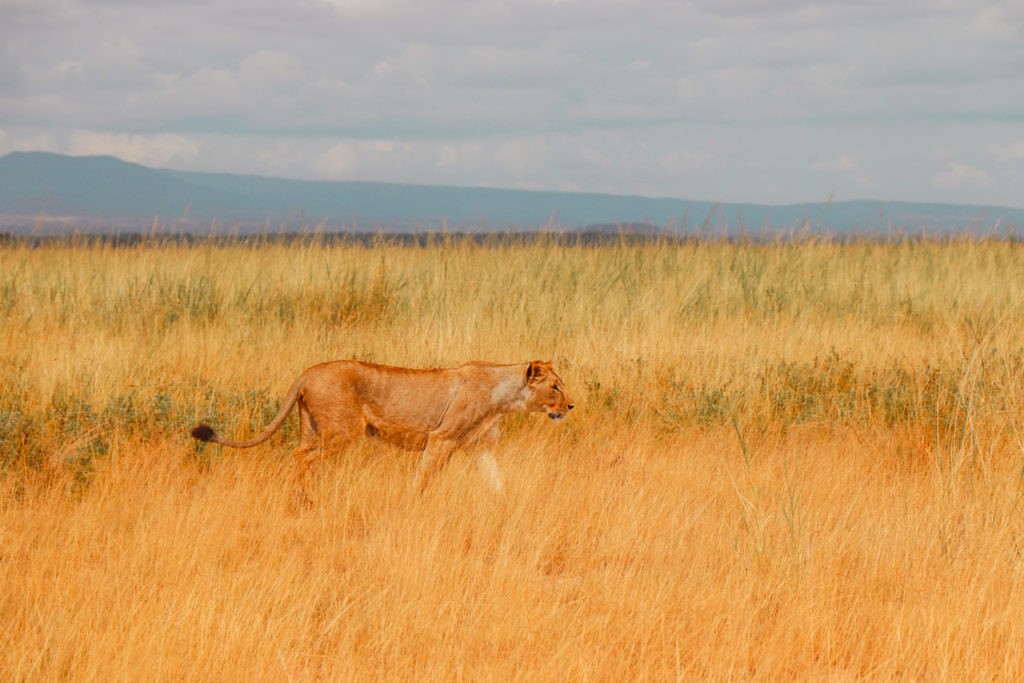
left=294, top=398, right=366, bottom=505
left=413, top=436, right=457, bottom=493
left=292, top=398, right=322, bottom=506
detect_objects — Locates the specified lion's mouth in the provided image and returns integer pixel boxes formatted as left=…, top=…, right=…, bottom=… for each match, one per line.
left=548, top=411, right=566, bottom=421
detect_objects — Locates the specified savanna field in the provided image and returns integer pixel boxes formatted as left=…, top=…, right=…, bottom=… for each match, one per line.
left=4, top=234, right=1024, bottom=680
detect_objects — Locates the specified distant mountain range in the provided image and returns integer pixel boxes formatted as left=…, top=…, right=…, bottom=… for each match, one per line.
left=1, top=151, right=1022, bottom=236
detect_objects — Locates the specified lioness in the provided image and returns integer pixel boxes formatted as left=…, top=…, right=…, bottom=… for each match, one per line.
left=190, top=359, right=573, bottom=497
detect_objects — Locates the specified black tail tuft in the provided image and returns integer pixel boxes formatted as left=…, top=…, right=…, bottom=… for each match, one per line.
left=191, top=424, right=217, bottom=442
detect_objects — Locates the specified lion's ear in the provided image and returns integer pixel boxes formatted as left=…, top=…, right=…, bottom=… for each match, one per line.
left=526, top=360, right=548, bottom=384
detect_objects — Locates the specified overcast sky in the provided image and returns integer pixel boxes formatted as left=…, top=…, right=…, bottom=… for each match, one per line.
left=1, top=0, right=1022, bottom=207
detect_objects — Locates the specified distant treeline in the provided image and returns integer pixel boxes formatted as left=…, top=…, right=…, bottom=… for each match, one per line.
left=2, top=227, right=1022, bottom=249
left=0, top=229, right=674, bottom=249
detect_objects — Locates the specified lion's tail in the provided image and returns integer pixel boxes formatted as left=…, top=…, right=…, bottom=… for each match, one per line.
left=190, top=375, right=305, bottom=449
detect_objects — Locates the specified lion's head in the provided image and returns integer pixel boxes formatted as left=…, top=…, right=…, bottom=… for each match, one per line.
left=525, top=360, right=574, bottom=420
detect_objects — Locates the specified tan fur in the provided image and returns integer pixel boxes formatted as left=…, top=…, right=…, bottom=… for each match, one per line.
left=190, top=360, right=573, bottom=498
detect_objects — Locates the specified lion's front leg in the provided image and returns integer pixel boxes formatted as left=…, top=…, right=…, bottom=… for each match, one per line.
left=475, top=451, right=504, bottom=493
left=472, top=421, right=504, bottom=493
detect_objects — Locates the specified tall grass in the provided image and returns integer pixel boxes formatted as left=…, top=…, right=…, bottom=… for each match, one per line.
left=3, top=235, right=1024, bottom=679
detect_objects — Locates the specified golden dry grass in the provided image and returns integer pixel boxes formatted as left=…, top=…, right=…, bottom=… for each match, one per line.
left=3, top=235, right=1024, bottom=680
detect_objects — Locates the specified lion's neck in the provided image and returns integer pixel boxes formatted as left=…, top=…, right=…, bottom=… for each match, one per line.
left=489, top=368, right=530, bottom=413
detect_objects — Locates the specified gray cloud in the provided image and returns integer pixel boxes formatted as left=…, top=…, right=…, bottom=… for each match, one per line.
left=1, top=0, right=1022, bottom=207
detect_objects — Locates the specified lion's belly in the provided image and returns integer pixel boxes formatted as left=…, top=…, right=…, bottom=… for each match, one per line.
left=359, top=399, right=438, bottom=451
left=363, top=418, right=429, bottom=451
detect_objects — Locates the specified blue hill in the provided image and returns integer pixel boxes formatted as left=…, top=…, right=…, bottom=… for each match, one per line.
left=1, top=151, right=1021, bottom=235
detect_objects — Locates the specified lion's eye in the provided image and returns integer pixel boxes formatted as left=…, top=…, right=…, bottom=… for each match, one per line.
left=552, top=384, right=560, bottom=392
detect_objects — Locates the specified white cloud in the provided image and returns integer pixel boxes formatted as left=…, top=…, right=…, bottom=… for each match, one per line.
left=434, top=144, right=459, bottom=169
left=315, top=141, right=361, bottom=177
left=987, top=141, right=1024, bottom=163
left=316, top=0, right=418, bottom=18
left=812, top=154, right=858, bottom=172
left=313, top=139, right=418, bottom=179
left=0, top=128, right=58, bottom=154
left=659, top=148, right=713, bottom=175
left=67, top=131, right=200, bottom=167
left=494, top=138, right=547, bottom=178
left=933, top=161, right=991, bottom=188
left=967, top=4, right=1024, bottom=43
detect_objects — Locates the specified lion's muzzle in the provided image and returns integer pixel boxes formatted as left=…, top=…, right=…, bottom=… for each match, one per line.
left=547, top=403, right=574, bottom=420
